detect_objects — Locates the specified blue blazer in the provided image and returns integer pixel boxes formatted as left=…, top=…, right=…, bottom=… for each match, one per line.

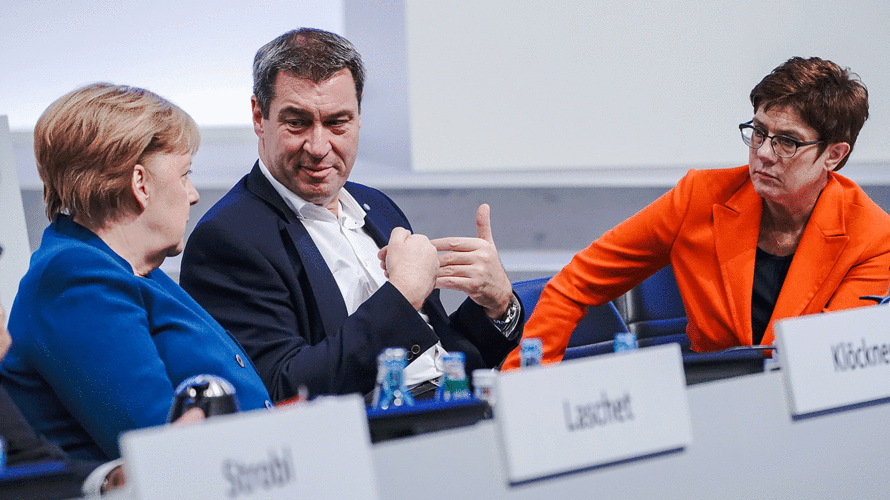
left=180, top=163, right=520, bottom=401
left=0, top=216, right=272, bottom=461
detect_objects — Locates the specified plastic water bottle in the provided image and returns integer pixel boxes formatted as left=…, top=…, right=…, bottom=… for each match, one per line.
left=374, top=348, right=415, bottom=410
left=614, top=332, right=638, bottom=352
left=520, top=337, right=543, bottom=367
left=472, top=369, right=497, bottom=406
left=436, top=352, right=471, bottom=402
left=370, top=350, right=388, bottom=408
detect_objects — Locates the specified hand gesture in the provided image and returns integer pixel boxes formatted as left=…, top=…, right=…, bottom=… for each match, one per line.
left=431, top=204, right=513, bottom=318
left=378, top=227, right=439, bottom=310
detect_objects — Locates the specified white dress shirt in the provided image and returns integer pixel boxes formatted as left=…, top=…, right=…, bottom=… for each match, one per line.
left=257, top=160, right=446, bottom=385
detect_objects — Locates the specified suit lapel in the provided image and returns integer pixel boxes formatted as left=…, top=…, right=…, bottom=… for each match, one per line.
left=345, top=184, right=391, bottom=248
left=243, top=173, right=432, bottom=336
left=244, top=162, right=299, bottom=223
left=769, top=176, right=849, bottom=336
left=244, top=163, right=349, bottom=335
left=713, top=180, right=762, bottom=344
left=345, top=185, right=444, bottom=320
left=283, top=223, right=350, bottom=335
left=360, top=212, right=389, bottom=248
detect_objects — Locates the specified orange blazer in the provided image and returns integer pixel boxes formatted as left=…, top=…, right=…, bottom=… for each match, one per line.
left=504, top=166, right=890, bottom=369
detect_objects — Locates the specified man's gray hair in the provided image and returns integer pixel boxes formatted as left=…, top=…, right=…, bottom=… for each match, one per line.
left=253, top=28, right=365, bottom=118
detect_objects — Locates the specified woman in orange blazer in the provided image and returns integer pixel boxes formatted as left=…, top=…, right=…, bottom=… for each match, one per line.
left=504, top=57, right=890, bottom=368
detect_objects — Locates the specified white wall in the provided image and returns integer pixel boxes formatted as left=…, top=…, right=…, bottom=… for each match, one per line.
left=3, top=0, right=889, bottom=189
left=404, top=0, right=890, bottom=173
left=0, top=0, right=344, bottom=130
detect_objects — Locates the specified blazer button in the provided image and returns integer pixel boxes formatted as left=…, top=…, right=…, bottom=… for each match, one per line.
left=236, top=354, right=245, bottom=368
left=406, top=344, right=421, bottom=361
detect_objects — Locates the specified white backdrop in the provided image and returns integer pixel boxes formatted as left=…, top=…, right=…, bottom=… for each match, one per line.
left=3, top=0, right=889, bottom=183
left=405, top=0, right=890, bottom=172
left=0, top=0, right=343, bottom=129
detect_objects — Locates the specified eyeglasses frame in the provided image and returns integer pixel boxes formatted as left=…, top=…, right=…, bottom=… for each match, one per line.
left=739, top=120, right=823, bottom=159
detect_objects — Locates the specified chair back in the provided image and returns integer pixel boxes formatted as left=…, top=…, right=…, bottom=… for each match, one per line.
left=0, top=116, right=31, bottom=317
left=615, top=266, right=687, bottom=340
left=512, top=276, right=628, bottom=349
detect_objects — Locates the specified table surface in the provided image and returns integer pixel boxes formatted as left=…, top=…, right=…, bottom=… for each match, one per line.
left=373, top=369, right=889, bottom=500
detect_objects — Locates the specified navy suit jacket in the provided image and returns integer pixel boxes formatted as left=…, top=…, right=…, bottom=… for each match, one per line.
left=180, top=163, right=520, bottom=401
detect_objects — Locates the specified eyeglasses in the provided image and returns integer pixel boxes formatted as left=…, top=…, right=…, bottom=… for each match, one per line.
left=739, top=121, right=822, bottom=159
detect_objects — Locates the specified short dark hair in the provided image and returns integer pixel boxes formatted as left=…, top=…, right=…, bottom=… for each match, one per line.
left=253, top=28, right=365, bottom=118
left=750, top=56, right=868, bottom=170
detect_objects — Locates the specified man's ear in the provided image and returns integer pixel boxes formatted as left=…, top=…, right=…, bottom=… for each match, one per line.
left=251, top=96, right=264, bottom=139
left=131, top=164, right=150, bottom=211
left=823, top=142, right=851, bottom=171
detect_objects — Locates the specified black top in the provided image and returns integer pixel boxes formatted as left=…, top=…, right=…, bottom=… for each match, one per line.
left=1, top=384, right=68, bottom=466
left=751, top=247, right=794, bottom=345
left=1, top=384, right=100, bottom=499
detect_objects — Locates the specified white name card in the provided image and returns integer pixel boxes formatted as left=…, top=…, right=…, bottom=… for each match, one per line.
left=120, top=394, right=379, bottom=500
left=496, top=343, right=692, bottom=485
left=774, top=305, right=890, bottom=418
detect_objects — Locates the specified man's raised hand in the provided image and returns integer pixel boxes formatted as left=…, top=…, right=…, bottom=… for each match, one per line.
left=431, top=204, right=513, bottom=319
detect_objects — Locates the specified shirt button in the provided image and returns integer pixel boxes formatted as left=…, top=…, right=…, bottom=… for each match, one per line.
left=236, top=354, right=245, bottom=368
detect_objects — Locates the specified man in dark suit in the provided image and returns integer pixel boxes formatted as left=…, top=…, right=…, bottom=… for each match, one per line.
left=180, top=28, right=522, bottom=403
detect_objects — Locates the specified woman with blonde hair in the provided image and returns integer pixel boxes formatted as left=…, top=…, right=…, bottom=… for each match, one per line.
left=0, top=83, right=272, bottom=461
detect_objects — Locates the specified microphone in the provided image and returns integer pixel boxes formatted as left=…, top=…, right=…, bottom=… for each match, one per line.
left=167, top=374, right=240, bottom=422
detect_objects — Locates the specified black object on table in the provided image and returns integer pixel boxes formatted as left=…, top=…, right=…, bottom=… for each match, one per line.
left=366, top=398, right=491, bottom=444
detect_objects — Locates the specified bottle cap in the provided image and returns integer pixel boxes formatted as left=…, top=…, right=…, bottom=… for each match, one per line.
left=168, top=374, right=240, bottom=422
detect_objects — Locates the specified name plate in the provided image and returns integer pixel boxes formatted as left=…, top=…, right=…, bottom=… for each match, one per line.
left=774, top=305, right=890, bottom=418
left=496, top=343, right=692, bottom=485
left=120, top=394, right=379, bottom=500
